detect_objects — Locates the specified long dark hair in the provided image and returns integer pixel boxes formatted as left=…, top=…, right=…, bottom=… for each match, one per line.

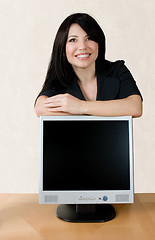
left=39, top=13, right=106, bottom=94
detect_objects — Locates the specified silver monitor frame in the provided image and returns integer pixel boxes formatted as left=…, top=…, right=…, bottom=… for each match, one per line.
left=39, top=115, right=134, bottom=204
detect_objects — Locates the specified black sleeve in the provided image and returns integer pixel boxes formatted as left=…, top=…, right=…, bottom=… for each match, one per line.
left=37, top=89, right=58, bottom=98
left=116, top=61, right=143, bottom=100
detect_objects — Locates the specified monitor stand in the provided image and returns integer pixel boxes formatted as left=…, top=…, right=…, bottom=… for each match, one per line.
left=56, top=204, right=116, bottom=223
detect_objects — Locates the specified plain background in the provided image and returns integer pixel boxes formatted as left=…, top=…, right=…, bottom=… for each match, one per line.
left=0, top=0, right=154, bottom=193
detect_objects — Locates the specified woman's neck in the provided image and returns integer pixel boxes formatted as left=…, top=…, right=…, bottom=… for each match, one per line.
left=73, top=63, right=96, bottom=84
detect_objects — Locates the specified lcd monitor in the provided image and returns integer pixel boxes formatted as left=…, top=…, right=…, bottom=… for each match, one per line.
left=39, top=115, right=134, bottom=222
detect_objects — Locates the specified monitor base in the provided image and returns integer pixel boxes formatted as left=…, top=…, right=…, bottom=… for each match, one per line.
left=56, top=204, right=116, bottom=223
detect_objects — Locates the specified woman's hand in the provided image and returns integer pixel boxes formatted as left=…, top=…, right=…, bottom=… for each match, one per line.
left=44, top=93, right=85, bottom=115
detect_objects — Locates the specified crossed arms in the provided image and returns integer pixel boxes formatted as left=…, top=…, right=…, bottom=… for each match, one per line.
left=34, top=93, right=142, bottom=118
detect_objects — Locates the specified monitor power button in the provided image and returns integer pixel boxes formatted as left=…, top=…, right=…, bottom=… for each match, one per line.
left=103, top=196, right=108, bottom=201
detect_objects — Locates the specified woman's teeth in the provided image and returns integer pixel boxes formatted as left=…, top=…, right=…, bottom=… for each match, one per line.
left=76, top=54, right=90, bottom=59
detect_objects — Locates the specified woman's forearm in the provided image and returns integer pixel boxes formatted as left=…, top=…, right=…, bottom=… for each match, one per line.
left=35, top=94, right=142, bottom=118
left=82, top=95, right=142, bottom=118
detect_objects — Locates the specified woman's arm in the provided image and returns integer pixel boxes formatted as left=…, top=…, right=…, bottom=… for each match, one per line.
left=83, top=95, right=142, bottom=117
left=44, top=93, right=143, bottom=118
left=34, top=95, right=71, bottom=117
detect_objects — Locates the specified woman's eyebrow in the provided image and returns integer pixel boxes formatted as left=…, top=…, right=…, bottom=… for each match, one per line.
left=68, top=35, right=78, bottom=39
left=68, top=34, right=89, bottom=39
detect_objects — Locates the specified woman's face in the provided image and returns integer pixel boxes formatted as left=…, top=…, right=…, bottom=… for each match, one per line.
left=66, top=24, right=98, bottom=71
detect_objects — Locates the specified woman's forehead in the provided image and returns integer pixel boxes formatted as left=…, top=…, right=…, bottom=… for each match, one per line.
left=68, top=23, right=87, bottom=37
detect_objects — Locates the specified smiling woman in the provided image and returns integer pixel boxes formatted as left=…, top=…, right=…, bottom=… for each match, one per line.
left=66, top=24, right=98, bottom=71
left=34, top=13, right=143, bottom=118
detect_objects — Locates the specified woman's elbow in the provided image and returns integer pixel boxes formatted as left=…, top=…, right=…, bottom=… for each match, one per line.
left=133, top=107, right=143, bottom=118
left=132, top=100, right=143, bottom=118
left=126, top=95, right=142, bottom=118
left=34, top=96, right=49, bottom=117
left=34, top=105, right=41, bottom=117
left=34, top=101, right=45, bottom=117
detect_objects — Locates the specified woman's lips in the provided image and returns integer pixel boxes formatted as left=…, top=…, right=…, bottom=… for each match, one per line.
left=75, top=53, right=91, bottom=59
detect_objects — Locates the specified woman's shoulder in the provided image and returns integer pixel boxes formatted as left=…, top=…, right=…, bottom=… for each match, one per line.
left=104, top=59, right=125, bottom=72
left=101, top=59, right=131, bottom=79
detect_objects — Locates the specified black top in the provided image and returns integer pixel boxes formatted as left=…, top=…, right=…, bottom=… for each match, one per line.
left=38, top=60, right=142, bottom=101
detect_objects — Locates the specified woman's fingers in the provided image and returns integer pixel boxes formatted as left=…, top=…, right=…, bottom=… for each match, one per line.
left=43, top=93, right=84, bottom=114
left=44, top=101, right=61, bottom=108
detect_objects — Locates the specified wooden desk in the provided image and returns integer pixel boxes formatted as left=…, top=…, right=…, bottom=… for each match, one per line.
left=0, top=194, right=155, bottom=240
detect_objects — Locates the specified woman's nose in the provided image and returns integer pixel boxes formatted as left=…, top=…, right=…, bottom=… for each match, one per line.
left=78, top=40, right=87, bottom=50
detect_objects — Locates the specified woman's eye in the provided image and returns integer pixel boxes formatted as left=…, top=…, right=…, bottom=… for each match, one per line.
left=69, top=38, right=76, bottom=42
left=86, top=37, right=92, bottom=41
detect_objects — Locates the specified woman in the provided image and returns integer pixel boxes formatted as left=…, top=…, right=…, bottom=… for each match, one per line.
left=34, top=13, right=142, bottom=117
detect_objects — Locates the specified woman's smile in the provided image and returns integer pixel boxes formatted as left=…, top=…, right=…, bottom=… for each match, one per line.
left=75, top=53, right=91, bottom=60
left=66, top=23, right=98, bottom=70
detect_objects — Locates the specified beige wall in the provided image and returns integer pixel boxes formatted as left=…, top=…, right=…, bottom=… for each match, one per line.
left=0, top=0, right=154, bottom=193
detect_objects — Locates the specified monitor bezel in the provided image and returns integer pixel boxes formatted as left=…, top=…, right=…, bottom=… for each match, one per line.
left=39, top=115, right=134, bottom=204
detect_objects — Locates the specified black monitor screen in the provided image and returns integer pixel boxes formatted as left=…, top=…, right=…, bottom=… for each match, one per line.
left=43, top=120, right=130, bottom=191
